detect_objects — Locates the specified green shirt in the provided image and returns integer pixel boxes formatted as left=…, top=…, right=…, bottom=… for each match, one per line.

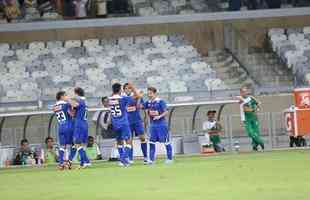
left=44, top=149, right=57, bottom=164
left=243, top=96, right=259, bottom=120
left=85, top=144, right=101, bottom=160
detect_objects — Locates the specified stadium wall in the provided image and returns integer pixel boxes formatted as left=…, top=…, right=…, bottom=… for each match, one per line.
left=1, top=8, right=310, bottom=56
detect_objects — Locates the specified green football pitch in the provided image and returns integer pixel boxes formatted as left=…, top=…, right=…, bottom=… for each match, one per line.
left=0, top=150, right=310, bottom=200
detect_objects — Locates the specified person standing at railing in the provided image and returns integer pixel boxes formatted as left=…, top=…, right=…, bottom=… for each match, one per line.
left=238, top=86, right=265, bottom=151
left=92, top=96, right=113, bottom=139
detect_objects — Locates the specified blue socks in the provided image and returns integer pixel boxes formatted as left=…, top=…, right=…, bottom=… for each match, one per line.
left=117, top=145, right=127, bottom=164
left=165, top=143, right=173, bottom=160
left=149, top=142, right=156, bottom=162
left=141, top=141, right=148, bottom=160
left=149, top=142, right=173, bottom=162
left=69, top=146, right=77, bottom=161
left=58, top=148, right=65, bottom=165
left=128, top=145, right=134, bottom=161
left=125, top=144, right=132, bottom=162
left=77, top=146, right=90, bottom=166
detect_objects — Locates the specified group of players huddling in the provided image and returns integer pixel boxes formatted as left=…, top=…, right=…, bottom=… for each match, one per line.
left=53, top=82, right=173, bottom=169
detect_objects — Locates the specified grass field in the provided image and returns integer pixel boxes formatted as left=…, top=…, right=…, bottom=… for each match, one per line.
left=0, top=150, right=310, bottom=200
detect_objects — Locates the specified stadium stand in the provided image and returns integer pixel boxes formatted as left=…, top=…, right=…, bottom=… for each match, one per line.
left=269, top=26, right=310, bottom=86
left=0, top=35, right=253, bottom=105
left=1, top=0, right=310, bottom=23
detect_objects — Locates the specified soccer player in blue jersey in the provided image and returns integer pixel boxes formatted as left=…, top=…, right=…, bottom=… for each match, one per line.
left=109, top=82, right=142, bottom=167
left=53, top=91, right=74, bottom=170
left=123, top=83, right=148, bottom=164
left=67, top=87, right=90, bottom=169
left=143, top=87, right=173, bottom=164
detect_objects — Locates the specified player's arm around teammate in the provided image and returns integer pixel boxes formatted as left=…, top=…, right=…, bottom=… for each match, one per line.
left=123, top=83, right=148, bottom=164
left=66, top=87, right=91, bottom=169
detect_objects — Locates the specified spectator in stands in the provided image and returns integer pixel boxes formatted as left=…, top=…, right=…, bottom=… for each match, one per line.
left=246, top=0, right=258, bottom=10
left=73, top=0, right=88, bottom=18
left=265, top=0, right=281, bottom=8
left=13, top=139, right=36, bottom=165
left=63, top=0, right=75, bottom=19
left=229, top=0, right=242, bottom=11
left=202, top=110, right=225, bottom=152
left=85, top=136, right=102, bottom=160
left=3, top=0, right=21, bottom=22
left=92, top=96, right=114, bottom=139
left=42, top=136, right=58, bottom=165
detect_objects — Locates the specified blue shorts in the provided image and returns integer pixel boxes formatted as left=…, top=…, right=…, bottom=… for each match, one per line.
left=58, top=127, right=73, bottom=146
left=113, top=123, right=131, bottom=141
left=73, top=122, right=88, bottom=144
left=130, top=121, right=144, bottom=137
left=149, top=124, right=169, bottom=143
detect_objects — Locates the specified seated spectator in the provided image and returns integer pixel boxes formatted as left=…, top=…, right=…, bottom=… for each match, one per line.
left=92, top=96, right=114, bottom=139
left=73, top=0, right=88, bottom=18
left=63, top=0, right=75, bottom=19
left=13, top=139, right=36, bottom=165
left=289, top=136, right=307, bottom=147
left=229, top=0, right=242, bottom=11
left=85, top=136, right=102, bottom=160
left=41, top=137, right=58, bottom=165
left=3, top=0, right=21, bottom=22
left=265, top=0, right=281, bottom=8
left=202, top=110, right=225, bottom=152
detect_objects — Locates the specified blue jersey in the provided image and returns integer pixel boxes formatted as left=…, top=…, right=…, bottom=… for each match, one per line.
left=126, top=96, right=143, bottom=124
left=53, top=101, right=73, bottom=129
left=143, top=98, right=168, bottom=126
left=74, top=97, right=88, bottom=126
left=109, top=95, right=133, bottom=126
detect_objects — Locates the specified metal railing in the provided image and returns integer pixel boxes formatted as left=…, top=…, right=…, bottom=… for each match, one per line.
left=0, top=99, right=239, bottom=146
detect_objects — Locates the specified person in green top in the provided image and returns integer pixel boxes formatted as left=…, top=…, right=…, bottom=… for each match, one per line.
left=238, top=86, right=265, bottom=151
left=43, top=137, right=58, bottom=165
left=202, top=110, right=225, bottom=152
left=85, top=136, right=102, bottom=161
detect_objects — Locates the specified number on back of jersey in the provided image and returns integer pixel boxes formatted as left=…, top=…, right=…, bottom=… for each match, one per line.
left=111, top=104, right=122, bottom=117
left=56, top=111, right=66, bottom=123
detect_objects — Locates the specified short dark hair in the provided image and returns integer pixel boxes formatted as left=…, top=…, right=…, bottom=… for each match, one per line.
left=56, top=91, right=66, bottom=101
left=207, top=110, right=216, bottom=115
left=88, top=136, right=94, bottom=140
left=101, top=96, right=108, bottom=103
left=123, top=83, right=129, bottom=90
left=20, top=138, right=28, bottom=145
left=112, top=83, right=122, bottom=94
left=147, top=86, right=157, bottom=93
left=74, top=87, right=85, bottom=97
left=45, top=136, right=53, bottom=144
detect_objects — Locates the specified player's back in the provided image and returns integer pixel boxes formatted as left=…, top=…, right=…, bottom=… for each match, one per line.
left=53, top=101, right=73, bottom=130
left=74, top=97, right=88, bottom=127
left=109, top=94, right=132, bottom=126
